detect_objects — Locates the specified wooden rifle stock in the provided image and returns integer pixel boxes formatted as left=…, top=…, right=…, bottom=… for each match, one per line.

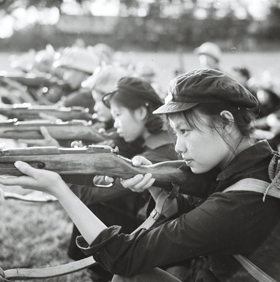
left=0, top=119, right=116, bottom=143
left=0, top=103, right=97, bottom=122
left=0, top=145, right=216, bottom=197
left=0, top=71, right=67, bottom=88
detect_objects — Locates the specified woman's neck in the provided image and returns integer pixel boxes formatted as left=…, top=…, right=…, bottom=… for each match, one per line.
left=142, top=129, right=152, bottom=141
left=221, top=138, right=253, bottom=170
left=235, top=138, right=254, bottom=156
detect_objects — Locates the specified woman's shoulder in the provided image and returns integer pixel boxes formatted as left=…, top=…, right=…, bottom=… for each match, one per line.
left=144, top=130, right=174, bottom=150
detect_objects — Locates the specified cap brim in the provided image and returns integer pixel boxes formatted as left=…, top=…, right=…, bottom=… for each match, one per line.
left=153, top=101, right=200, bottom=115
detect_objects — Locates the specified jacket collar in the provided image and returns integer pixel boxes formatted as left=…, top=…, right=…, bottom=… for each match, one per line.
left=217, top=140, right=273, bottom=181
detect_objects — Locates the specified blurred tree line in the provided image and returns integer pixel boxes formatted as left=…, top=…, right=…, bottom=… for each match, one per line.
left=0, top=0, right=280, bottom=52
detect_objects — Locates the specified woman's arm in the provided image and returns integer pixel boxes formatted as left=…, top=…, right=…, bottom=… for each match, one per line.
left=0, top=161, right=106, bottom=244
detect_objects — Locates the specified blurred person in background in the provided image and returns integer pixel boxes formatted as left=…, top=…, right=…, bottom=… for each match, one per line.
left=256, top=87, right=280, bottom=119
left=50, top=46, right=100, bottom=110
left=194, top=42, right=222, bottom=71
left=254, top=86, right=280, bottom=150
left=32, top=44, right=58, bottom=75
left=231, top=66, right=257, bottom=98
left=231, top=66, right=251, bottom=89
left=88, top=43, right=116, bottom=66
left=134, top=62, right=165, bottom=100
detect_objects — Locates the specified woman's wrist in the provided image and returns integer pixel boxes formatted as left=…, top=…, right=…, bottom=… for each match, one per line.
left=51, top=181, right=71, bottom=199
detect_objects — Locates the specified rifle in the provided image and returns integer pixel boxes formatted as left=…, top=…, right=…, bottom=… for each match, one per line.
left=0, top=103, right=98, bottom=122
left=0, top=145, right=218, bottom=198
left=0, top=119, right=116, bottom=143
left=0, top=71, right=67, bottom=89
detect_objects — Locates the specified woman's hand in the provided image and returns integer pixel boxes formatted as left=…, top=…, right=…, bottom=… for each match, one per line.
left=0, top=161, right=68, bottom=197
left=18, top=126, right=60, bottom=147
left=119, top=156, right=157, bottom=193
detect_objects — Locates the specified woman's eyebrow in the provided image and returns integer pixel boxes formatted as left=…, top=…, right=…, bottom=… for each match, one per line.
left=170, top=121, right=187, bottom=130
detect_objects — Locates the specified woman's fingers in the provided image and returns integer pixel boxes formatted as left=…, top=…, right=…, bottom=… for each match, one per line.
left=0, top=162, right=37, bottom=187
left=0, top=175, right=32, bottom=187
left=104, top=176, right=115, bottom=183
left=40, top=126, right=60, bottom=146
left=40, top=126, right=52, bottom=139
left=18, top=139, right=41, bottom=146
left=131, top=156, right=152, bottom=166
left=121, top=173, right=155, bottom=192
left=14, top=161, right=38, bottom=178
left=18, top=127, right=59, bottom=147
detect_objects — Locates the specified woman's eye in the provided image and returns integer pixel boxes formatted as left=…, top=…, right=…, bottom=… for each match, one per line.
left=180, top=129, right=189, bottom=135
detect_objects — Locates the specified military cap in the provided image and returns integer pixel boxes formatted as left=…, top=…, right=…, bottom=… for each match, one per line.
left=103, top=76, right=163, bottom=108
left=153, top=69, right=258, bottom=115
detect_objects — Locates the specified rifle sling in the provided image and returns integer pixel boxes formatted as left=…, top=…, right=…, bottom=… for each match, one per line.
left=224, top=178, right=278, bottom=282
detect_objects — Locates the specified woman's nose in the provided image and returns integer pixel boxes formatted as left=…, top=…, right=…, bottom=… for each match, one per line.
left=94, top=102, right=101, bottom=112
left=175, top=136, right=186, bottom=154
left=113, top=120, right=119, bottom=129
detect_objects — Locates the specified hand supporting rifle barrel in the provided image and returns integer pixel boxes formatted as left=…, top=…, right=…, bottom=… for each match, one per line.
left=0, top=144, right=218, bottom=280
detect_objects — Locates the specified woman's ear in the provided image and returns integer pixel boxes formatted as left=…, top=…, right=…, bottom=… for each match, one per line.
left=220, top=110, right=234, bottom=133
left=135, top=106, right=148, bottom=121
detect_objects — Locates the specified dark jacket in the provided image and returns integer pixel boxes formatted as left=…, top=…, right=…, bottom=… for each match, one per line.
left=77, top=140, right=280, bottom=281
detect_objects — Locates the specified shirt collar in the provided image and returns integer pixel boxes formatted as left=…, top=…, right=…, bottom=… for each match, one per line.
left=144, top=131, right=174, bottom=150
left=217, top=140, right=273, bottom=181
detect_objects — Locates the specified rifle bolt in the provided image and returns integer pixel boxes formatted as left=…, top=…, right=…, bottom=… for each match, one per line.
left=37, top=162, right=45, bottom=169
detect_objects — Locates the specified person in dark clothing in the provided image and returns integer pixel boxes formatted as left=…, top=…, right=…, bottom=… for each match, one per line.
left=253, top=87, right=280, bottom=150
left=2, top=70, right=279, bottom=282
left=68, top=76, right=181, bottom=281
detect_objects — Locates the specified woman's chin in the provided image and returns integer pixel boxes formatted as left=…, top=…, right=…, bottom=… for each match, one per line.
left=190, top=166, right=209, bottom=174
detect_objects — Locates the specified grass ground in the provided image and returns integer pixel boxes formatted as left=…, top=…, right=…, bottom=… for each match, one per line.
left=0, top=192, right=92, bottom=282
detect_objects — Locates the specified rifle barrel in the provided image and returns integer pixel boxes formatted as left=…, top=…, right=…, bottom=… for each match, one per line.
left=0, top=120, right=113, bottom=142
left=0, top=104, right=96, bottom=122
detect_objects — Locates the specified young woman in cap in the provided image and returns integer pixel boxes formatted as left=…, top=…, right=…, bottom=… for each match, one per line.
left=69, top=76, right=187, bottom=281
left=1, top=69, right=279, bottom=282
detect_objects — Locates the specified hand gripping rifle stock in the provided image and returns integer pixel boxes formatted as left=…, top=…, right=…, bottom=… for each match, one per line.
left=0, top=119, right=117, bottom=143
left=0, top=145, right=216, bottom=197
left=0, top=104, right=97, bottom=122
